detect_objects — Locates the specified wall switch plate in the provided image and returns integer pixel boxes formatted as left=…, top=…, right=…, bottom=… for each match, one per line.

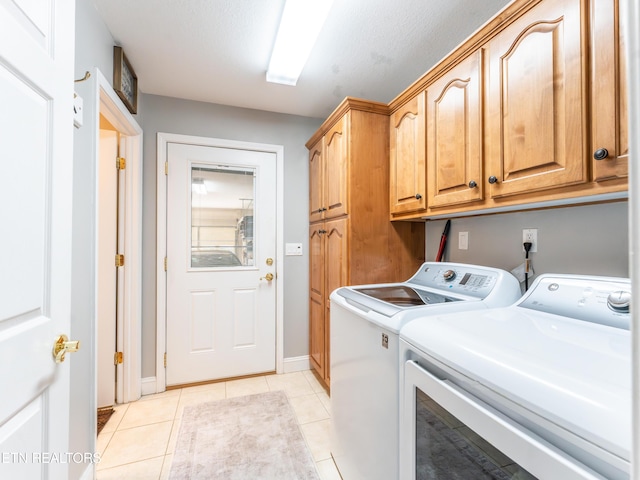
left=285, top=243, right=303, bottom=256
left=73, top=91, right=83, bottom=128
left=458, top=231, right=469, bottom=250
left=522, top=228, right=538, bottom=252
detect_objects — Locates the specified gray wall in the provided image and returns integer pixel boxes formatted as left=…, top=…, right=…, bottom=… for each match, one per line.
left=139, top=94, right=321, bottom=378
left=425, top=201, right=629, bottom=285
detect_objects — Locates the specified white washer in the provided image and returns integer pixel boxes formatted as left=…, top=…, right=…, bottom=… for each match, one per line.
left=399, top=274, right=631, bottom=480
left=329, top=262, right=521, bottom=480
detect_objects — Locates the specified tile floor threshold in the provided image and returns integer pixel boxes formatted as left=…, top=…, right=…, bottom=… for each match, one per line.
left=96, top=370, right=342, bottom=479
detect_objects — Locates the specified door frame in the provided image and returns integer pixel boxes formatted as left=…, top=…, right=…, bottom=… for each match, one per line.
left=156, top=133, right=284, bottom=393
left=94, top=68, right=143, bottom=404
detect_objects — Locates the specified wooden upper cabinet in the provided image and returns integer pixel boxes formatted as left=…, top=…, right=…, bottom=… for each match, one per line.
left=485, top=0, right=587, bottom=199
left=324, top=115, right=349, bottom=219
left=390, top=92, right=426, bottom=215
left=591, top=0, right=628, bottom=181
left=427, top=51, right=484, bottom=209
left=309, top=139, right=324, bottom=223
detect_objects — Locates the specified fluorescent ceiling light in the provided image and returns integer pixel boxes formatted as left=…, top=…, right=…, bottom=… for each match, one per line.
left=192, top=178, right=208, bottom=195
left=266, top=0, right=335, bottom=86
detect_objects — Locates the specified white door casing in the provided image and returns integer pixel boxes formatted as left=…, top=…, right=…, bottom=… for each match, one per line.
left=157, top=133, right=284, bottom=392
left=97, top=130, right=119, bottom=409
left=165, top=142, right=277, bottom=385
left=88, top=68, right=144, bottom=406
left=0, top=0, right=76, bottom=478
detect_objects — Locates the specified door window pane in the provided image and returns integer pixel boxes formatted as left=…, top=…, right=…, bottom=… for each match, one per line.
left=191, top=165, right=255, bottom=268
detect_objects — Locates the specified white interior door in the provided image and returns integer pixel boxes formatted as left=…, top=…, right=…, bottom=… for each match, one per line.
left=0, top=0, right=75, bottom=478
left=166, top=143, right=277, bottom=386
left=97, top=129, right=118, bottom=408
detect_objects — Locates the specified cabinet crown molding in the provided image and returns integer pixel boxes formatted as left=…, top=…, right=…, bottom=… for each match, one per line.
left=306, top=97, right=389, bottom=148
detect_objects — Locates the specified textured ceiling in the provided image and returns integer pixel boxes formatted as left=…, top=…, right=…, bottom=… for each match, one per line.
left=91, top=0, right=511, bottom=119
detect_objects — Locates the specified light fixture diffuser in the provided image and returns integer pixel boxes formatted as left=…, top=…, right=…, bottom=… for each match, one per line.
left=192, top=178, right=208, bottom=195
left=266, top=0, right=335, bottom=86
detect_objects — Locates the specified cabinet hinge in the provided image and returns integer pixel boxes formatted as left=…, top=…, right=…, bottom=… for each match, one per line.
left=164, top=257, right=168, bottom=271
left=164, top=353, right=167, bottom=368
left=115, top=254, right=125, bottom=267
left=165, top=161, right=168, bottom=175
left=116, top=157, right=126, bottom=170
left=114, top=352, right=123, bottom=365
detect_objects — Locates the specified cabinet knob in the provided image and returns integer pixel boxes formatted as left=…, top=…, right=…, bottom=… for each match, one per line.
left=468, top=180, right=477, bottom=188
left=593, top=148, right=609, bottom=160
left=415, top=193, right=422, bottom=200
left=488, top=176, right=498, bottom=184
left=317, top=208, right=323, bottom=213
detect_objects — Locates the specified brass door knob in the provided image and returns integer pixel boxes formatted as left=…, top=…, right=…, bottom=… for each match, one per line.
left=260, top=273, right=274, bottom=281
left=53, top=334, right=80, bottom=364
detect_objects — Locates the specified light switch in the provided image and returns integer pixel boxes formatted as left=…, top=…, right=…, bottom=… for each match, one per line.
left=285, top=243, right=303, bottom=256
left=73, top=92, right=83, bottom=128
left=458, top=231, right=469, bottom=250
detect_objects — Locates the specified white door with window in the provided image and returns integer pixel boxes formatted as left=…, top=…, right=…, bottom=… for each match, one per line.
left=0, top=0, right=76, bottom=478
left=166, top=142, right=277, bottom=386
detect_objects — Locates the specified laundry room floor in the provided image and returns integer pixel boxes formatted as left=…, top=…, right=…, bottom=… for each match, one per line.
left=96, top=370, right=341, bottom=479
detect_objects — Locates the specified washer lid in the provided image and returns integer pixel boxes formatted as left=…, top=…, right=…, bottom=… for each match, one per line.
left=401, top=306, right=631, bottom=461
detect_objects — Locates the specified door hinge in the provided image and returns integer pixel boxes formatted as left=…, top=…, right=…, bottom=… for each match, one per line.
left=164, top=353, right=167, bottom=368
left=115, top=254, right=125, bottom=267
left=114, top=352, right=123, bottom=365
left=164, top=257, right=168, bottom=271
left=116, top=157, right=126, bottom=170
left=165, top=161, right=168, bottom=175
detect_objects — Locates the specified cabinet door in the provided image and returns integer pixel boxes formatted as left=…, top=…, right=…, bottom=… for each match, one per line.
left=324, top=217, right=348, bottom=384
left=309, top=139, right=324, bottom=223
left=485, top=0, right=587, bottom=198
left=591, top=0, right=628, bottom=181
left=427, top=51, right=484, bottom=208
left=390, top=93, right=426, bottom=214
left=324, top=115, right=349, bottom=219
left=309, top=225, right=325, bottom=378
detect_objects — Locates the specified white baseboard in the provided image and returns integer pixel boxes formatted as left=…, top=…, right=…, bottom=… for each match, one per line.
left=79, top=463, right=95, bottom=480
left=283, top=355, right=310, bottom=373
left=141, top=359, right=309, bottom=395
left=141, top=376, right=157, bottom=396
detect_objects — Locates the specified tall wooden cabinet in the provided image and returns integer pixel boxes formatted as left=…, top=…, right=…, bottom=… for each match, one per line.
left=307, top=98, right=425, bottom=389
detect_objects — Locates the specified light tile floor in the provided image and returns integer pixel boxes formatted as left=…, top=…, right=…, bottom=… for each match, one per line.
left=96, top=370, right=342, bottom=480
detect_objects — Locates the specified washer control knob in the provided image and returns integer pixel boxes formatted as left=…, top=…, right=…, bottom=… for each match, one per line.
left=607, top=290, right=631, bottom=313
left=443, top=269, right=456, bottom=281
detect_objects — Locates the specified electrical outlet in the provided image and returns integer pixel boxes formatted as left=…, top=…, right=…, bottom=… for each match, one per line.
left=522, top=228, right=538, bottom=253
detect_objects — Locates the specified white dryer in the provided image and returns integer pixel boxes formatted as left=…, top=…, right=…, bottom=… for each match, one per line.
left=329, top=262, right=521, bottom=480
left=399, top=274, right=631, bottom=480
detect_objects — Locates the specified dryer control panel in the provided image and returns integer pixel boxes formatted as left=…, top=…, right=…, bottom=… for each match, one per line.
left=407, top=262, right=516, bottom=300
left=518, top=274, right=631, bottom=329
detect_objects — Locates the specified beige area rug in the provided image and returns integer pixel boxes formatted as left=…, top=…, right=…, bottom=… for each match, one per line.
left=169, top=390, right=321, bottom=479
